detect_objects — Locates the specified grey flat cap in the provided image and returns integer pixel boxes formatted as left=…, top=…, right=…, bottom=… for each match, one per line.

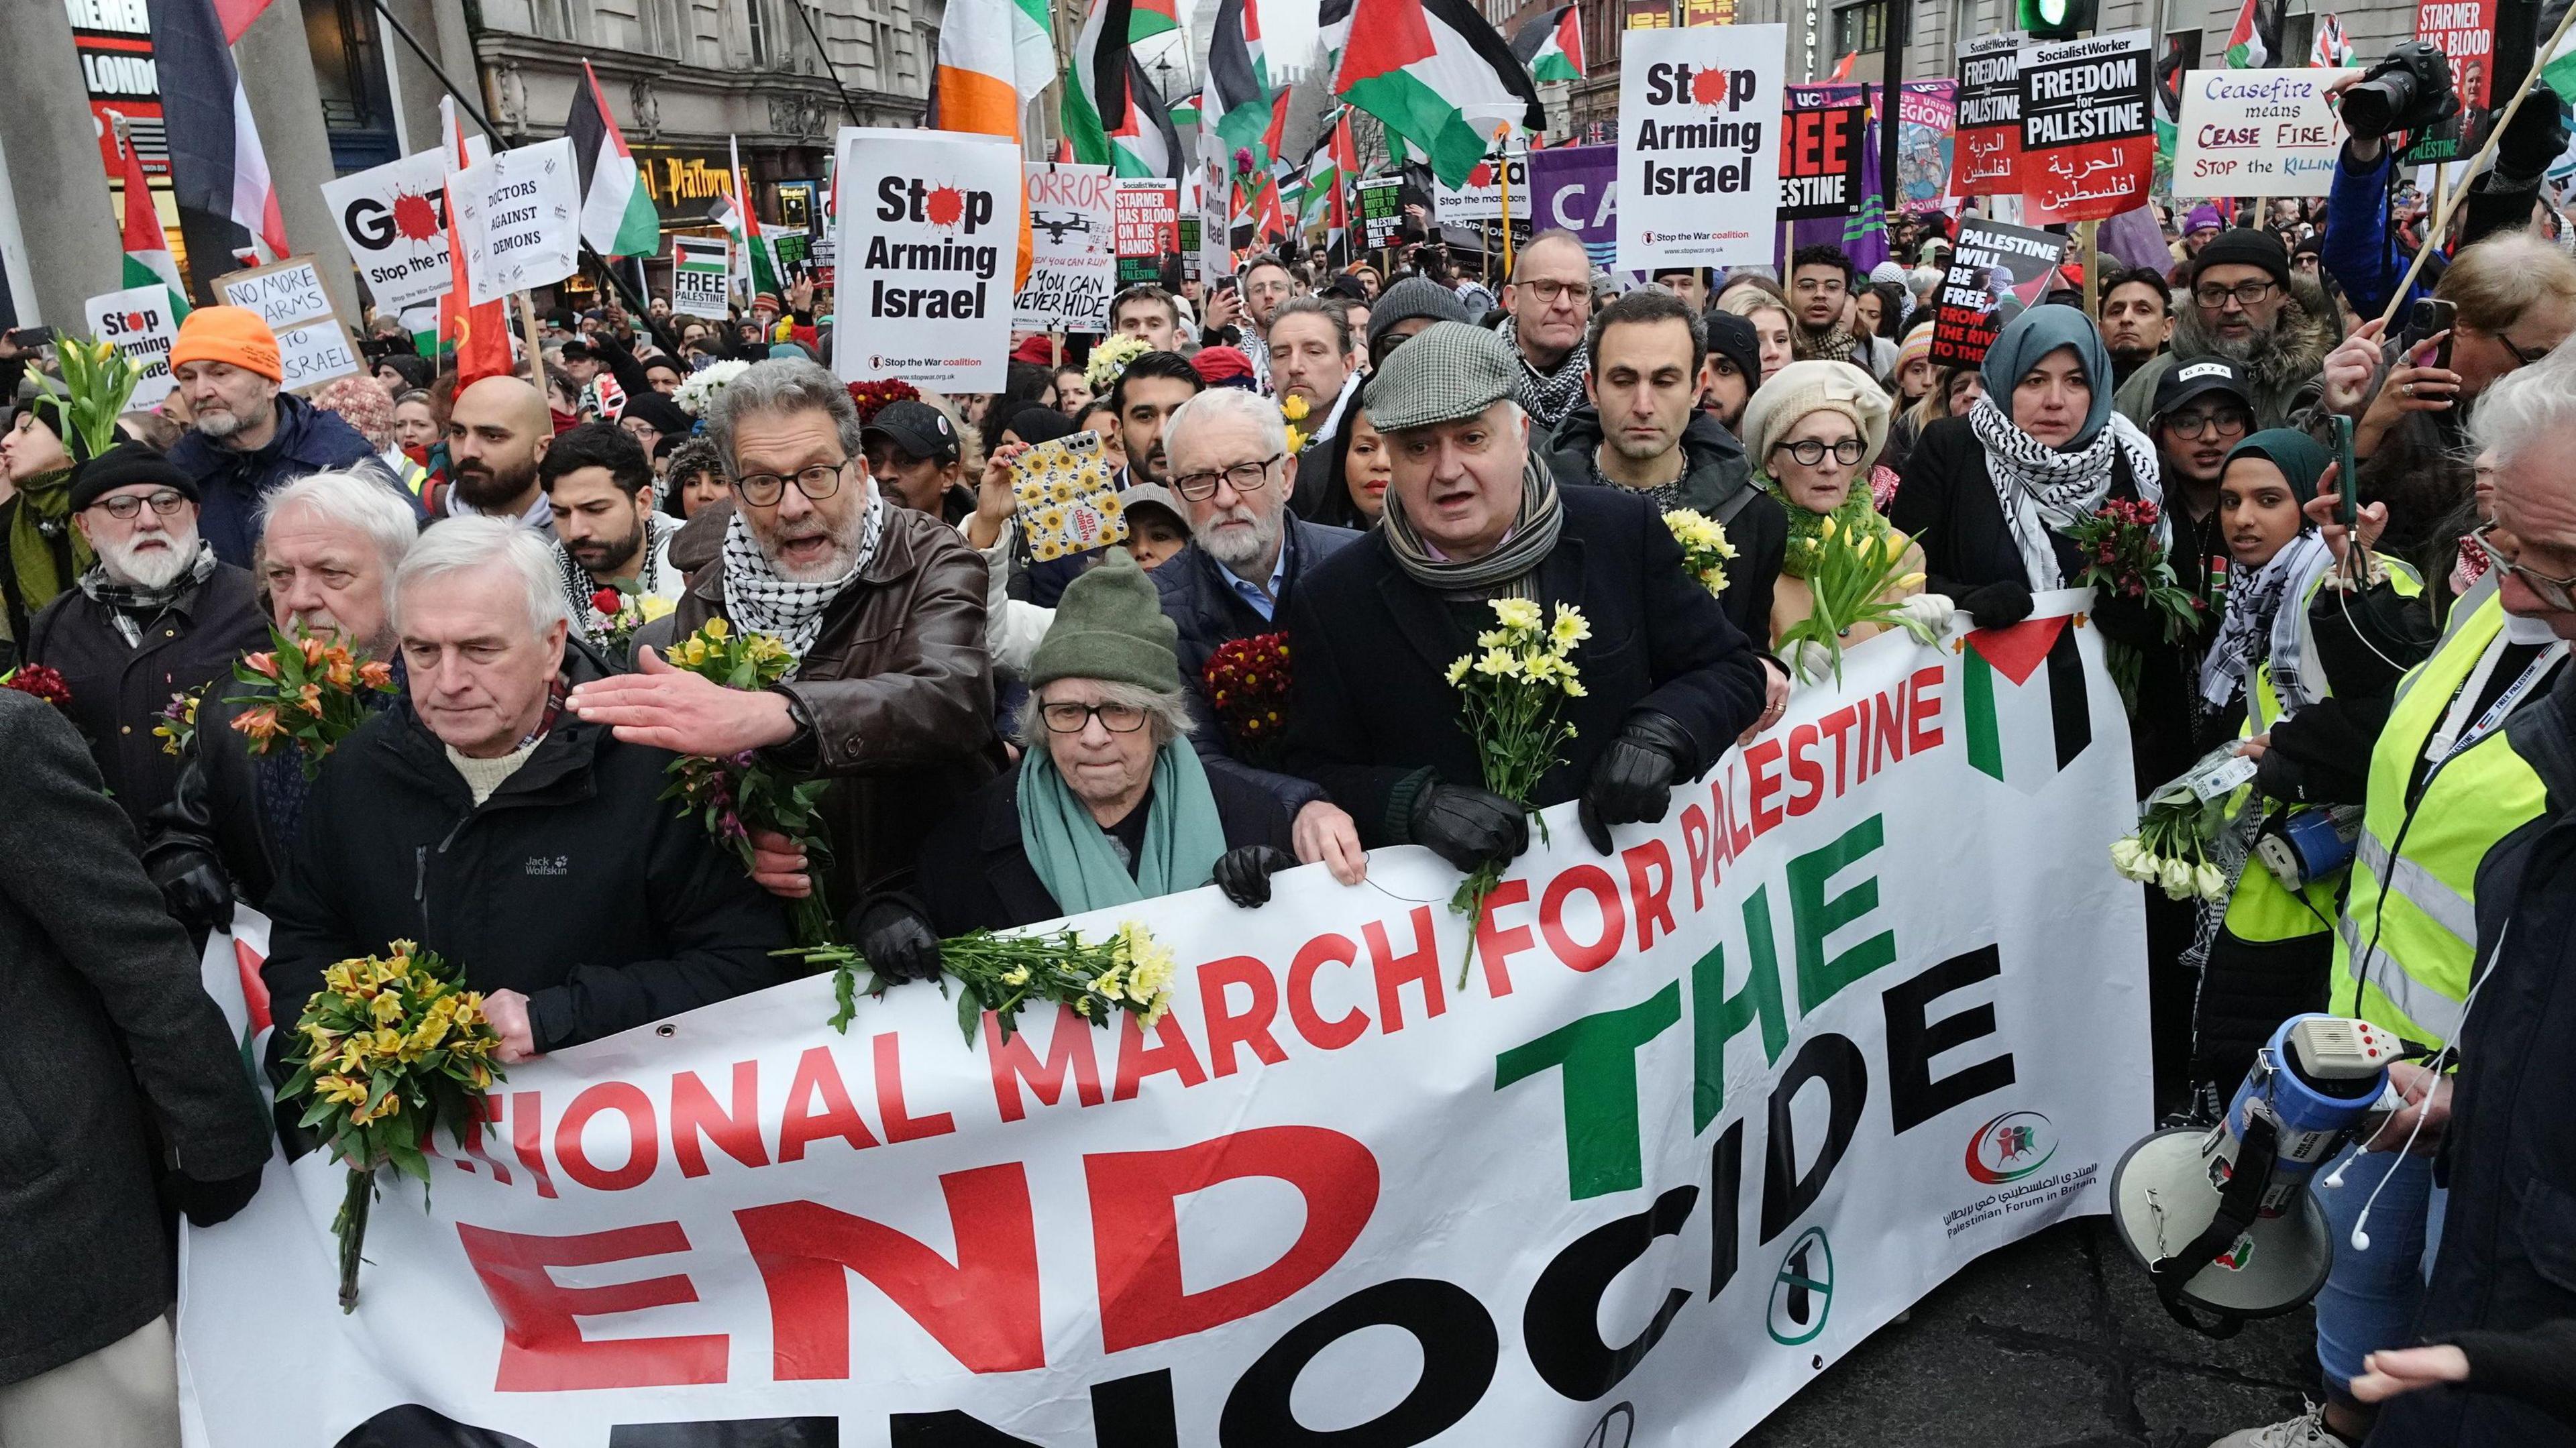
left=1366, top=274, right=1474, bottom=355
left=1366, top=321, right=1519, bottom=433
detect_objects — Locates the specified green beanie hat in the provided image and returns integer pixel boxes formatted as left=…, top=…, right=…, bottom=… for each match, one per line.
left=1028, top=549, right=1181, bottom=693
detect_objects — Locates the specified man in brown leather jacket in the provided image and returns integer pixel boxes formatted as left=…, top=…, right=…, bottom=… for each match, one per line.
left=568, top=359, right=1003, bottom=909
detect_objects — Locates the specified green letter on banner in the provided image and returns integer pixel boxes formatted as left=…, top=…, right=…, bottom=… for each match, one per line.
left=1495, top=982, right=1684, bottom=1201
left=1788, top=814, right=1896, bottom=1015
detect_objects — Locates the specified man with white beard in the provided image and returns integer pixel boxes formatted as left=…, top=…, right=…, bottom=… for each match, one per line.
left=24, top=442, right=266, bottom=829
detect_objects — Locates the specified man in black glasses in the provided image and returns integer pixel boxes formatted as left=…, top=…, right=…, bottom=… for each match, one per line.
left=2114, top=227, right=2335, bottom=433
left=23, top=441, right=265, bottom=828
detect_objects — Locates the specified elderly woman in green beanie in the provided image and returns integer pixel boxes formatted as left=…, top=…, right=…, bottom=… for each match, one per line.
left=845, top=550, right=1303, bottom=975
left=0, top=389, right=95, bottom=652
left=1739, top=359, right=1951, bottom=671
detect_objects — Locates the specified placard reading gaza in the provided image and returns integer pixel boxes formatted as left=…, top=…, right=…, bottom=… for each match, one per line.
left=833, top=127, right=1020, bottom=392
left=320, top=140, right=490, bottom=313
left=2016, top=30, right=2153, bottom=223
left=1617, top=21, right=1785, bottom=270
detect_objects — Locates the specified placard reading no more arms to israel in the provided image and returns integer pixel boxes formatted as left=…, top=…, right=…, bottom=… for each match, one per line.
left=177, top=597, right=2150, bottom=1447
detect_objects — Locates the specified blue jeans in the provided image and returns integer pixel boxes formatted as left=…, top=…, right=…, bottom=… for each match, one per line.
left=2312, top=1144, right=2448, bottom=1400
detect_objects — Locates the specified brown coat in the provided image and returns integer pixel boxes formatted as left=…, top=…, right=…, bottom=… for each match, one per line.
left=651, top=504, right=1006, bottom=904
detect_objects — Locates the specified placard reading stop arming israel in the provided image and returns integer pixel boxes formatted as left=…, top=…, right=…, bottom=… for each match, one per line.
left=833, top=127, right=1020, bottom=392
left=1617, top=21, right=1786, bottom=270
left=176, top=598, right=2151, bottom=1448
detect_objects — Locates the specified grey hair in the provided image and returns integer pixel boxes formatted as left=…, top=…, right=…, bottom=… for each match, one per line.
left=388, top=516, right=574, bottom=641
left=704, top=358, right=865, bottom=479
left=258, top=467, right=423, bottom=619
left=1014, top=679, right=1194, bottom=752
left=1161, top=387, right=1289, bottom=474
left=2471, top=333, right=2576, bottom=471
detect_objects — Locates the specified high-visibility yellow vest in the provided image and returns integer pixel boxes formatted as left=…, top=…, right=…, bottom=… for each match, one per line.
left=2330, top=584, right=2563, bottom=1048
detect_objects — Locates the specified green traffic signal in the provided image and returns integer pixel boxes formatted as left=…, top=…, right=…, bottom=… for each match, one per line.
left=2017, top=0, right=2092, bottom=38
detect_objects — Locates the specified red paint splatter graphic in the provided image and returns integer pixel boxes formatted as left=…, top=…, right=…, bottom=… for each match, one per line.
left=1468, top=160, right=1495, bottom=188
left=1690, top=68, right=1729, bottom=107
left=390, top=190, right=441, bottom=243
left=926, top=184, right=965, bottom=228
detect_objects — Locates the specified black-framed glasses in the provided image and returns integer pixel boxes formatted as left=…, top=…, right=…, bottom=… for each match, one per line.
left=1771, top=437, right=1868, bottom=467
left=2499, top=331, right=2555, bottom=367
left=2194, top=280, right=2279, bottom=309
left=734, top=460, right=847, bottom=507
left=2163, top=406, right=2253, bottom=441
left=91, top=490, right=191, bottom=520
left=2471, top=521, right=2576, bottom=612
left=1040, top=700, right=1148, bottom=734
left=1171, top=453, right=1281, bottom=502
left=1514, top=278, right=1589, bottom=304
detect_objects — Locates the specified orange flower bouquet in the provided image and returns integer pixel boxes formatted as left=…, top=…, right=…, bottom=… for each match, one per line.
left=227, top=624, right=398, bottom=780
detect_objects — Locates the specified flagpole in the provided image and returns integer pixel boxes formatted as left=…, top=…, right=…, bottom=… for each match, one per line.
left=517, top=292, right=548, bottom=395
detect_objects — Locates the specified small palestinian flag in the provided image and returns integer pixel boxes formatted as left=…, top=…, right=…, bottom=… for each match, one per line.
left=1510, top=5, right=1585, bottom=85
left=1958, top=616, right=2094, bottom=793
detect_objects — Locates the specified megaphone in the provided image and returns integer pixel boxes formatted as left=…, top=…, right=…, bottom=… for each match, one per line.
left=2108, top=1015, right=2405, bottom=1337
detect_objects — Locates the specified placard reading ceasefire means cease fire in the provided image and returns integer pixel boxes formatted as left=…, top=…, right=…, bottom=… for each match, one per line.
left=177, top=598, right=2151, bottom=1447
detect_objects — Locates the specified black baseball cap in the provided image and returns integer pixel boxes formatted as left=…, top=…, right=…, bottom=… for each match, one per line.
left=2151, top=357, right=2255, bottom=420
left=861, top=399, right=960, bottom=464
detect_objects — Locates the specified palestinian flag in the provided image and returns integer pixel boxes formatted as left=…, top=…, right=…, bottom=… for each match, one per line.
left=2543, top=22, right=2576, bottom=102
left=1067, top=0, right=1185, bottom=176
left=567, top=62, right=660, bottom=258
left=1205, top=0, right=1279, bottom=172
left=111, top=116, right=187, bottom=315
left=1173, top=91, right=1204, bottom=130
left=2310, top=13, right=2353, bottom=66
left=1131, top=0, right=1181, bottom=39
left=1299, top=137, right=1340, bottom=231
left=715, top=137, right=780, bottom=300
left=1333, top=0, right=1544, bottom=188
left=1510, top=5, right=1585, bottom=85
left=1958, top=616, right=2095, bottom=792
left=2222, top=0, right=2282, bottom=68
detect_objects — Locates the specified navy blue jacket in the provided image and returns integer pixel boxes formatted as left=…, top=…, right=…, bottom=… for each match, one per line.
left=167, top=392, right=381, bottom=567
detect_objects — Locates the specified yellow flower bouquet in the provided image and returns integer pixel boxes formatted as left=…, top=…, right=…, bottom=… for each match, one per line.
left=789, top=919, right=1177, bottom=1041
left=1444, top=598, right=1589, bottom=984
left=658, top=618, right=839, bottom=946
left=1774, top=514, right=1933, bottom=685
left=1664, top=508, right=1737, bottom=598
left=278, top=940, right=503, bottom=1312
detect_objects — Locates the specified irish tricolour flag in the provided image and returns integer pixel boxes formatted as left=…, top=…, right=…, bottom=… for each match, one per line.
left=567, top=62, right=660, bottom=258
left=1333, top=0, right=1545, bottom=188
left=1511, top=5, right=1586, bottom=85
left=1958, top=616, right=2096, bottom=793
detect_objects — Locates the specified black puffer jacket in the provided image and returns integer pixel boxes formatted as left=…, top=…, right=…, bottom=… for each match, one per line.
left=262, top=644, right=792, bottom=1056
left=1543, top=406, right=1784, bottom=643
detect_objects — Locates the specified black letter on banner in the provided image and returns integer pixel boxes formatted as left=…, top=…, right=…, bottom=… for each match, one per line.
left=1707, top=1118, right=1744, bottom=1301
left=1523, top=1184, right=1701, bottom=1400
left=337, top=1405, right=538, bottom=1447
left=1882, top=944, right=2015, bottom=1135
left=1220, top=1280, right=1498, bottom=1446
left=885, top=1372, right=1173, bottom=1447
left=609, top=1419, right=838, bottom=1446
left=1758, top=1034, right=1867, bottom=1243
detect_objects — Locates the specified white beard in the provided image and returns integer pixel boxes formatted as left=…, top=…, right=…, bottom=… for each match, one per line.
left=101, top=529, right=197, bottom=590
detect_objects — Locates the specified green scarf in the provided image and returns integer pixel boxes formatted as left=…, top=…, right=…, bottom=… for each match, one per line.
left=1760, top=473, right=1894, bottom=580
left=1017, top=736, right=1230, bottom=915
left=7, top=465, right=93, bottom=618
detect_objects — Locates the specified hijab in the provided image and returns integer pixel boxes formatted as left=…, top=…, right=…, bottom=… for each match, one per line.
left=2198, top=429, right=2332, bottom=718
left=1968, top=305, right=2163, bottom=588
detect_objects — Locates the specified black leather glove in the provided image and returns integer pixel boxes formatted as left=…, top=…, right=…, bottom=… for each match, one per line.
left=1580, top=711, right=1696, bottom=855
left=163, top=1166, right=264, bottom=1228
left=1212, top=845, right=1297, bottom=908
left=2088, top=584, right=2160, bottom=647
left=146, top=846, right=235, bottom=935
left=1957, top=579, right=2035, bottom=628
left=1407, top=781, right=1531, bottom=874
left=2498, top=83, right=2571, bottom=182
left=847, top=898, right=943, bottom=985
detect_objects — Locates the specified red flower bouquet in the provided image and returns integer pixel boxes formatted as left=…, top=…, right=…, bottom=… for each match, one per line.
left=2068, top=498, right=2206, bottom=707
left=1203, top=632, right=1292, bottom=767
left=1, top=663, right=72, bottom=707
left=847, top=378, right=920, bottom=425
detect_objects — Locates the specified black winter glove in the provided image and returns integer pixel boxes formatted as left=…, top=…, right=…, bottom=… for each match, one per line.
left=847, top=898, right=943, bottom=985
left=1957, top=579, right=2035, bottom=628
left=1212, top=845, right=1297, bottom=908
left=146, top=846, right=235, bottom=935
left=1580, top=711, right=1697, bottom=856
left=164, top=1166, right=264, bottom=1228
left=1407, top=781, right=1531, bottom=874
left=2088, top=584, right=2160, bottom=647
left=2498, top=83, right=2570, bottom=182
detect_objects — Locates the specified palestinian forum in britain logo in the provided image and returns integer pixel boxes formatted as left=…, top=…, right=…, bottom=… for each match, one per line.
left=1766, top=1227, right=1834, bottom=1346
left=1965, top=1109, right=2059, bottom=1185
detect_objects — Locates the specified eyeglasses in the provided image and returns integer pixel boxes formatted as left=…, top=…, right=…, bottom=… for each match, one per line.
left=1040, top=700, right=1148, bottom=734
left=2163, top=406, right=2253, bottom=441
left=1171, top=453, right=1281, bottom=502
left=734, top=460, right=847, bottom=507
left=2194, top=280, right=2279, bottom=310
left=1513, top=278, right=1589, bottom=304
left=91, top=490, right=191, bottom=520
left=2471, top=522, right=2576, bottom=612
left=2498, top=331, right=2555, bottom=367
left=1771, top=437, right=1868, bottom=467
left=1793, top=276, right=1849, bottom=295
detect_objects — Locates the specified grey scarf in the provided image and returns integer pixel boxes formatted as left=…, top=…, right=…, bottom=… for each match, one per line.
left=1381, top=451, right=1566, bottom=600
left=78, top=540, right=217, bottom=646
left=717, top=491, right=886, bottom=661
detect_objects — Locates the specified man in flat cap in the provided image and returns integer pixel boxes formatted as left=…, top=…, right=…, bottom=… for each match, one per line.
left=1281, top=321, right=1771, bottom=879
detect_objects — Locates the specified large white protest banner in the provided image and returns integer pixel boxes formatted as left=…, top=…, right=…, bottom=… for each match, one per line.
left=321, top=140, right=492, bottom=313
left=1014, top=164, right=1115, bottom=331
left=85, top=285, right=180, bottom=406
left=1619, top=22, right=1786, bottom=270
left=178, top=598, right=2149, bottom=1448
left=453, top=137, right=582, bottom=308
left=834, top=127, right=1018, bottom=392
left=2169, top=68, right=2357, bottom=198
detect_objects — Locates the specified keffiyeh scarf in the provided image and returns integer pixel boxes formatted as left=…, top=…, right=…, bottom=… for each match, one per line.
left=2198, top=531, right=2330, bottom=720
left=1968, top=394, right=2164, bottom=590
left=717, top=490, right=886, bottom=661
left=77, top=539, right=218, bottom=646
left=556, top=515, right=672, bottom=646
left=1495, top=317, right=1590, bottom=427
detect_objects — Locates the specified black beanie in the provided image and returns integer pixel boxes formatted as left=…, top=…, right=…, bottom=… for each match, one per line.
left=68, top=440, right=197, bottom=513
left=1705, top=311, right=1762, bottom=385
left=2191, top=228, right=2292, bottom=290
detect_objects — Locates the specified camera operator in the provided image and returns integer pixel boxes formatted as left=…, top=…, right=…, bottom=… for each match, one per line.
left=2321, top=42, right=2570, bottom=320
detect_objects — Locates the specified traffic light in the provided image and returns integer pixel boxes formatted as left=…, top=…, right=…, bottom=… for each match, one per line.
left=2017, top=0, right=2095, bottom=38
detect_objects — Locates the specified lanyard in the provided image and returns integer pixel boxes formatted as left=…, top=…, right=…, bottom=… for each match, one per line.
left=2428, top=634, right=2569, bottom=765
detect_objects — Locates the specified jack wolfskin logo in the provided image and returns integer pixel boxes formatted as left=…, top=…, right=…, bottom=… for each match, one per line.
left=525, top=855, right=569, bottom=877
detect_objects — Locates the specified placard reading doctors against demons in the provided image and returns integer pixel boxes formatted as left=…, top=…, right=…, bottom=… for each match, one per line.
left=835, top=127, right=1020, bottom=392
left=1618, top=21, right=1785, bottom=271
